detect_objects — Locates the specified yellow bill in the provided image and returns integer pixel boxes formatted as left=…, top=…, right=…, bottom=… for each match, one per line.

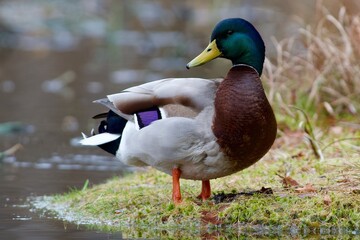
left=186, top=40, right=222, bottom=69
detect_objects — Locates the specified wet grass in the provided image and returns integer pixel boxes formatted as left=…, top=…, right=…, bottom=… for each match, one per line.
left=33, top=122, right=360, bottom=238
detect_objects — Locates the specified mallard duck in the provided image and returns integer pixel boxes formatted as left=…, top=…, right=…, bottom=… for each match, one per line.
left=81, top=18, right=277, bottom=203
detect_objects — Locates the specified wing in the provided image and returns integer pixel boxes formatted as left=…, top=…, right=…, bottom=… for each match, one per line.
left=97, top=78, right=221, bottom=117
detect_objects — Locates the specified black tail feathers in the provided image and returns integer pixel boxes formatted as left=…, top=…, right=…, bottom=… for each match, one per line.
left=96, top=110, right=127, bottom=155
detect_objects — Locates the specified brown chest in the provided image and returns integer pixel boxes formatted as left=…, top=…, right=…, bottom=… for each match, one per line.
left=212, top=66, right=277, bottom=166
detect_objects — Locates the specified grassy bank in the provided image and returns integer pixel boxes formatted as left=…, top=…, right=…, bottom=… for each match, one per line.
left=33, top=123, right=360, bottom=238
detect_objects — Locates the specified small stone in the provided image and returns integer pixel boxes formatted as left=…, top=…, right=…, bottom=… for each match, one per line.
left=114, top=209, right=122, bottom=214
left=323, top=195, right=332, bottom=205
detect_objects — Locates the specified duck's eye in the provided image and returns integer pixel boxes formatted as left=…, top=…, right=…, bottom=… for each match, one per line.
left=227, top=30, right=233, bottom=36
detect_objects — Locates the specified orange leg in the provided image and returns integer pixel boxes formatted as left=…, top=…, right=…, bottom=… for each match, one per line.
left=198, top=180, right=211, bottom=201
left=172, top=167, right=182, bottom=204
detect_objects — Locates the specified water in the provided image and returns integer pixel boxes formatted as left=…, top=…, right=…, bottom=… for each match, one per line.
left=1, top=165, right=127, bottom=239
left=0, top=0, right=358, bottom=239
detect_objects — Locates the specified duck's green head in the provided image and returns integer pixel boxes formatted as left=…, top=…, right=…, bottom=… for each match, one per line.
left=187, top=18, right=265, bottom=75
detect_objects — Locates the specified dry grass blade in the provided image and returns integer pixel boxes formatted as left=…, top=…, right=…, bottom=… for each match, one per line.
left=295, top=183, right=317, bottom=193
left=3, top=144, right=23, bottom=156
left=322, top=137, right=360, bottom=152
left=289, top=106, right=324, bottom=161
left=263, top=7, right=360, bottom=116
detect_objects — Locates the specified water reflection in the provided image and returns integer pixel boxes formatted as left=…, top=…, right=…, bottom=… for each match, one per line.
left=0, top=0, right=359, bottom=239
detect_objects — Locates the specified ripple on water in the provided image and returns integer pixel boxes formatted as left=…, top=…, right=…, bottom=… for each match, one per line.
left=12, top=216, right=32, bottom=221
left=30, top=196, right=117, bottom=226
left=3, top=154, right=132, bottom=172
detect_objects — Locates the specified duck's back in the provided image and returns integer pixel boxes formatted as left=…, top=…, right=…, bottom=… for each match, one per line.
left=213, top=65, right=277, bottom=169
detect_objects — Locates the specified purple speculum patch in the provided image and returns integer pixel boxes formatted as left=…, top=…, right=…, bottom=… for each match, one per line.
left=135, top=107, right=162, bottom=129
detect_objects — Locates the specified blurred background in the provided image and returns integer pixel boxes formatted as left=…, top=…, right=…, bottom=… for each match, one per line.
left=0, top=0, right=359, bottom=239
